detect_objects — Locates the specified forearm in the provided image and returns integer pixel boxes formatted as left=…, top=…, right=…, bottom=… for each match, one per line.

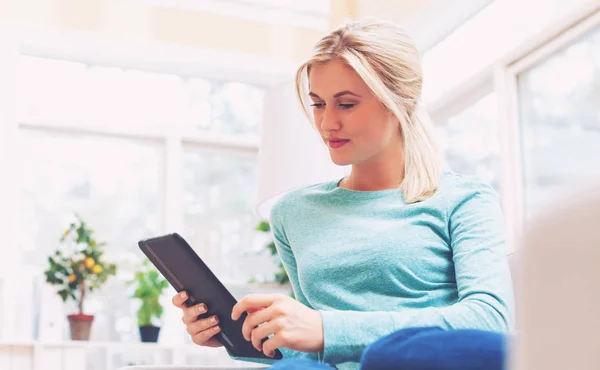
left=320, top=296, right=511, bottom=365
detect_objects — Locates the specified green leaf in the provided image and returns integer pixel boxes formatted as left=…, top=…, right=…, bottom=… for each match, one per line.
left=256, top=221, right=271, bottom=233
left=57, top=289, right=69, bottom=302
left=267, top=242, right=277, bottom=256
left=130, top=263, right=170, bottom=325
left=154, top=303, right=164, bottom=318
left=137, top=301, right=152, bottom=326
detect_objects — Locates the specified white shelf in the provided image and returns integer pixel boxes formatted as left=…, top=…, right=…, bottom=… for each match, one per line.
left=0, top=341, right=36, bottom=347
left=0, top=340, right=251, bottom=370
left=32, top=340, right=200, bottom=350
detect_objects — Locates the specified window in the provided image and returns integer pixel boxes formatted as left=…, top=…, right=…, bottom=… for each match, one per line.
left=85, top=66, right=190, bottom=129
left=517, top=25, right=600, bottom=217
left=17, top=56, right=89, bottom=124
left=182, top=148, right=276, bottom=283
left=209, top=81, right=266, bottom=137
left=437, top=94, right=501, bottom=191
left=15, top=55, right=270, bottom=342
left=421, top=0, right=595, bottom=105
left=19, top=129, right=164, bottom=267
left=17, top=56, right=267, bottom=136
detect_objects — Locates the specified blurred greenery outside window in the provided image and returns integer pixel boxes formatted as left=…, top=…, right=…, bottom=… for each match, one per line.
left=517, top=25, right=600, bottom=218
left=437, top=93, right=501, bottom=192
left=17, top=55, right=271, bottom=342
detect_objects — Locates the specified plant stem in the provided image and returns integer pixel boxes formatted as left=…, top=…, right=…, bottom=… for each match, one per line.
left=79, top=282, right=85, bottom=314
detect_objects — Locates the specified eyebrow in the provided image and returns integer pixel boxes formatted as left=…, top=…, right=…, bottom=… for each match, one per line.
left=309, top=90, right=362, bottom=99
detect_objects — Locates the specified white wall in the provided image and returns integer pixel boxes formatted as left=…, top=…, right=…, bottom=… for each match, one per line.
left=0, top=23, right=20, bottom=341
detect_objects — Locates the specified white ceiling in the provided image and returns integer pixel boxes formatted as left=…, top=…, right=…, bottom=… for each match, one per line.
left=140, top=0, right=331, bottom=30
left=138, top=0, right=494, bottom=49
left=356, top=0, right=494, bottom=52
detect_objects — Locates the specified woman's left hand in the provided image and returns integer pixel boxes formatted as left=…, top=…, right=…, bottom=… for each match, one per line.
left=231, top=294, right=324, bottom=357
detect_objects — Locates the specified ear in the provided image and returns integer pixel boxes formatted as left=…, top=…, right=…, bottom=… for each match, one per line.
left=388, top=109, right=396, bottom=120
left=384, top=108, right=400, bottom=126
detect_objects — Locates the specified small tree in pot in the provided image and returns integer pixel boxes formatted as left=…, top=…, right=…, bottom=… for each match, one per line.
left=128, top=258, right=169, bottom=342
left=44, top=215, right=117, bottom=340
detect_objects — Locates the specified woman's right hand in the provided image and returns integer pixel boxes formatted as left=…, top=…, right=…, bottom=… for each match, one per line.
left=172, top=291, right=223, bottom=347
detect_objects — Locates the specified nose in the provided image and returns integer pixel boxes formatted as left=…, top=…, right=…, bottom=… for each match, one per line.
left=319, top=105, right=341, bottom=132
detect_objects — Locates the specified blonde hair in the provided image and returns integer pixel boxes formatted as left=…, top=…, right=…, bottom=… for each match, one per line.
left=295, top=19, right=442, bottom=203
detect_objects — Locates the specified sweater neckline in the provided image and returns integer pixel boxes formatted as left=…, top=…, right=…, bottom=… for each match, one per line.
left=327, top=178, right=405, bottom=200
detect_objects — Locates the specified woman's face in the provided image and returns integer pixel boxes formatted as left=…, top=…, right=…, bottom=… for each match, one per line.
left=308, top=60, right=402, bottom=166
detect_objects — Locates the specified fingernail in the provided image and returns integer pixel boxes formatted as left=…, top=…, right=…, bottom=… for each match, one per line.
left=213, top=326, right=220, bottom=333
left=210, top=316, right=217, bottom=324
left=180, top=292, right=187, bottom=299
left=198, top=304, right=207, bottom=313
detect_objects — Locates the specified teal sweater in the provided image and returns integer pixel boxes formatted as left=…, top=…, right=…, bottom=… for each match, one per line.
left=234, top=171, right=513, bottom=369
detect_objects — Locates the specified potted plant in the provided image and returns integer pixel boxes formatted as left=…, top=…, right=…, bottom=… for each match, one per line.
left=44, top=214, right=117, bottom=340
left=256, top=221, right=290, bottom=285
left=255, top=221, right=292, bottom=295
left=128, top=258, right=169, bottom=342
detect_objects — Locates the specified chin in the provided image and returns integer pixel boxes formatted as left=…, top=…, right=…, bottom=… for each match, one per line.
left=329, top=155, right=354, bottom=166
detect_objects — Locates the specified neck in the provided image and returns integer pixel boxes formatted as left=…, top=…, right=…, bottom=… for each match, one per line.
left=341, top=147, right=405, bottom=191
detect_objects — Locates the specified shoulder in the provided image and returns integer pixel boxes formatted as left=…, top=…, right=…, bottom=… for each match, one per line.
left=269, top=180, right=337, bottom=224
left=437, top=173, right=506, bottom=240
left=439, top=171, right=498, bottom=198
left=437, top=171, right=500, bottom=214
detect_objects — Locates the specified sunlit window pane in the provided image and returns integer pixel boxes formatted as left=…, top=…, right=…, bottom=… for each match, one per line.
left=125, top=69, right=189, bottom=127
left=422, top=0, right=594, bottom=105
left=518, top=26, right=600, bottom=216
left=19, top=129, right=164, bottom=266
left=16, top=56, right=88, bottom=123
left=437, top=93, right=501, bottom=191
left=209, top=82, right=266, bottom=137
left=182, top=148, right=275, bottom=283
left=17, top=56, right=266, bottom=136
left=187, top=78, right=213, bottom=130
left=19, top=129, right=164, bottom=341
left=86, top=66, right=189, bottom=128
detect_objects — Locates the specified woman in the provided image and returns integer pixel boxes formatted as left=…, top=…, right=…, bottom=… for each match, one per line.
left=172, top=19, right=513, bottom=370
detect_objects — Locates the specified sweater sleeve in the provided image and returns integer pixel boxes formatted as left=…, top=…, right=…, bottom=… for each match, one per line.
left=227, top=198, right=322, bottom=364
left=319, top=182, right=515, bottom=365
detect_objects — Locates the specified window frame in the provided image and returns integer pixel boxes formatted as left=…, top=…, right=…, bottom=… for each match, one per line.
left=0, top=24, right=290, bottom=342
left=427, top=4, right=600, bottom=255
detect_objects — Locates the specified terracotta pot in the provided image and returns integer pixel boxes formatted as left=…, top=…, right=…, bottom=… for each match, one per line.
left=67, top=313, right=94, bottom=341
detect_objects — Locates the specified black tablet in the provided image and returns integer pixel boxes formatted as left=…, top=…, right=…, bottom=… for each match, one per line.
left=138, top=233, right=283, bottom=360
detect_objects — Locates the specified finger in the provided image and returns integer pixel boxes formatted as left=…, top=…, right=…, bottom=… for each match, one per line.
left=186, top=315, right=219, bottom=336
left=232, top=294, right=279, bottom=321
left=261, top=333, right=284, bottom=358
left=182, top=303, right=208, bottom=325
left=191, top=325, right=221, bottom=346
left=250, top=319, right=279, bottom=352
left=242, top=307, right=273, bottom=341
left=172, top=291, right=188, bottom=307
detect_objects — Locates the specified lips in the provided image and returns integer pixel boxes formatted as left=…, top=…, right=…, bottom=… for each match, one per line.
left=328, top=138, right=350, bottom=149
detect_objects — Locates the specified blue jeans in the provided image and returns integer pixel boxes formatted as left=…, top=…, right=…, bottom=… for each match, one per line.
left=268, top=327, right=507, bottom=370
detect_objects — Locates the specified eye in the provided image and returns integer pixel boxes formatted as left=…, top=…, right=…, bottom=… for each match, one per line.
left=339, top=103, right=355, bottom=110
left=310, top=103, right=325, bottom=109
